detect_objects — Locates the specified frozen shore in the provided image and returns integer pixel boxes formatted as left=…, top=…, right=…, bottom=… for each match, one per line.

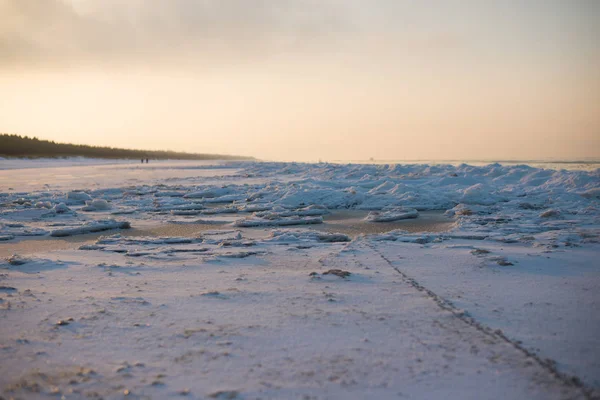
left=1, top=160, right=599, bottom=399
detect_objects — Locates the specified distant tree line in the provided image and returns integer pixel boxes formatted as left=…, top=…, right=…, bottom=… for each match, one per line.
left=0, top=134, right=254, bottom=160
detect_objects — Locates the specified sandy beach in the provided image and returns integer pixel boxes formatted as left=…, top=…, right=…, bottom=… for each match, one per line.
left=1, top=159, right=599, bottom=399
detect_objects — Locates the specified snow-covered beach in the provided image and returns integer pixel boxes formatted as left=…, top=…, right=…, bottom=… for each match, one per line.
left=1, top=159, right=599, bottom=399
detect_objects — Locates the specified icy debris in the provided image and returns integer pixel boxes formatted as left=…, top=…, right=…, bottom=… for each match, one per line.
left=253, top=205, right=329, bottom=219
left=372, top=230, right=436, bottom=244
left=41, top=202, right=73, bottom=217
left=266, top=230, right=351, bottom=243
left=202, top=230, right=240, bottom=236
left=365, top=208, right=418, bottom=222
left=6, top=254, right=29, bottom=265
left=579, top=188, right=600, bottom=199
left=12, top=197, right=32, bottom=206
left=1, top=226, right=48, bottom=237
left=489, top=256, right=514, bottom=266
left=519, top=202, right=545, bottom=210
left=50, top=220, right=131, bottom=237
left=470, top=248, right=491, bottom=256
left=233, top=216, right=323, bottom=227
left=460, top=184, right=502, bottom=205
left=540, top=209, right=561, bottom=218
left=277, top=187, right=364, bottom=209
left=111, top=208, right=136, bottom=215
left=323, top=269, right=351, bottom=278
left=34, top=201, right=52, bottom=209
left=2, top=161, right=598, bottom=249
left=56, top=317, right=74, bottom=326
left=96, top=235, right=198, bottom=245
left=66, top=191, right=92, bottom=203
left=218, top=251, right=265, bottom=258
left=157, top=203, right=204, bottom=212
left=0, top=234, right=14, bottom=241
left=79, top=244, right=104, bottom=251
left=168, top=218, right=228, bottom=225
left=81, top=199, right=111, bottom=211
left=237, top=203, right=272, bottom=213
left=202, top=206, right=238, bottom=215
left=53, top=202, right=72, bottom=214
left=184, top=187, right=233, bottom=199
left=171, top=210, right=202, bottom=216
left=218, top=240, right=256, bottom=247
left=444, top=233, right=488, bottom=240
left=201, top=194, right=247, bottom=203
left=310, top=269, right=352, bottom=279
left=154, top=191, right=185, bottom=197
left=208, top=390, right=240, bottom=399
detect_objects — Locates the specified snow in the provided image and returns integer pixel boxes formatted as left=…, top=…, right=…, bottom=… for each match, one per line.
left=0, top=159, right=599, bottom=399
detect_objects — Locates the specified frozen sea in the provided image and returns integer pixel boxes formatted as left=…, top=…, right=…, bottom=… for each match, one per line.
left=0, top=158, right=599, bottom=399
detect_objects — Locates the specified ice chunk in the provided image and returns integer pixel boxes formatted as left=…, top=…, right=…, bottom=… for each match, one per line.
left=267, top=229, right=351, bottom=243
left=53, top=202, right=72, bottom=214
left=365, top=208, right=418, bottom=222
left=50, top=220, right=131, bottom=237
left=66, top=191, right=92, bottom=203
left=81, top=199, right=111, bottom=211
left=539, top=209, right=561, bottom=218
left=233, top=216, right=323, bottom=227
left=184, top=186, right=233, bottom=199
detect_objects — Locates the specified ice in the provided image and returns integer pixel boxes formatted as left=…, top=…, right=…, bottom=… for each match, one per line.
left=49, top=219, right=131, bottom=237
left=365, top=208, right=418, bottom=222
left=233, top=215, right=323, bottom=227
left=52, top=202, right=72, bottom=214
left=81, top=199, right=111, bottom=211
left=253, top=204, right=329, bottom=218
left=184, top=186, right=234, bottom=199
left=66, top=191, right=92, bottom=203
left=266, top=229, right=351, bottom=243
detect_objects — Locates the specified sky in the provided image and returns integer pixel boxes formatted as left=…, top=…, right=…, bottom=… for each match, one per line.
left=1, top=0, right=599, bottom=162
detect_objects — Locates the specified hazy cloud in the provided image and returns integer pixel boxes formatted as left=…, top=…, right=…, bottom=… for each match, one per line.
left=0, top=0, right=357, bottom=67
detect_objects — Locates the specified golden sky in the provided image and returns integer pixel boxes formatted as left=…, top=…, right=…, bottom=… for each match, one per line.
left=1, top=0, right=599, bottom=161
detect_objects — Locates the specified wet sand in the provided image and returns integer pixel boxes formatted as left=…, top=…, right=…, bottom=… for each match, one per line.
left=0, top=210, right=454, bottom=257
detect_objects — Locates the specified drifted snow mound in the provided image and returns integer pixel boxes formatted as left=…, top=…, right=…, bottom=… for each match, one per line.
left=50, top=219, right=130, bottom=237
left=233, top=216, right=323, bottom=227
left=81, top=199, right=111, bottom=211
left=365, top=208, right=418, bottom=222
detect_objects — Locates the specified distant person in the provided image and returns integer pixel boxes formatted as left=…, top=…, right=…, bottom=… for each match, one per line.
left=141, top=158, right=143, bottom=164
left=146, top=158, right=149, bottom=163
